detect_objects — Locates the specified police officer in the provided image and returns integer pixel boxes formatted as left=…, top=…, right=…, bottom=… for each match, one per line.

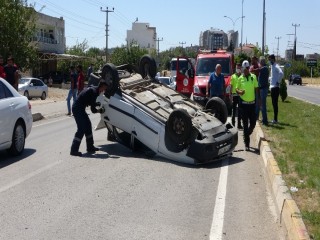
left=236, top=60, right=259, bottom=151
left=70, top=80, right=108, bottom=156
left=230, top=63, right=243, bottom=129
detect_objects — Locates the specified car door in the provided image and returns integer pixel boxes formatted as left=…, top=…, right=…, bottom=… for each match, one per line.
left=0, top=81, right=15, bottom=147
left=28, top=79, right=37, bottom=97
left=34, top=79, right=44, bottom=97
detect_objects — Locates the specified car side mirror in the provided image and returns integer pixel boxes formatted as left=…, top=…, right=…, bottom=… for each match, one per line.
left=29, top=83, right=33, bottom=86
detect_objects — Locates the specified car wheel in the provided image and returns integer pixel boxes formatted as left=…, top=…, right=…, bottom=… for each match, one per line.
left=139, top=55, right=157, bottom=79
left=41, top=92, right=46, bottom=100
left=205, top=97, right=228, bottom=124
left=24, top=91, right=31, bottom=100
left=166, top=109, right=192, bottom=146
left=101, top=63, right=120, bottom=98
left=8, top=121, right=25, bottom=156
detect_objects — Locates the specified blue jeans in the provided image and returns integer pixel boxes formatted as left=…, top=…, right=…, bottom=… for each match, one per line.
left=67, top=89, right=77, bottom=114
left=256, top=87, right=268, bottom=124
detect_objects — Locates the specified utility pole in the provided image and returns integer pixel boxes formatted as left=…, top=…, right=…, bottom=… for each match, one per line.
left=292, top=23, right=300, bottom=60
left=241, top=0, right=244, bottom=53
left=275, top=36, right=281, bottom=59
left=179, top=41, right=186, bottom=48
left=156, top=37, right=163, bottom=57
left=100, top=6, right=114, bottom=62
left=262, top=0, right=266, bottom=55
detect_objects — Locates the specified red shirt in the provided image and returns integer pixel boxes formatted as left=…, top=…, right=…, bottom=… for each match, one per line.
left=77, top=71, right=85, bottom=93
left=0, top=65, right=6, bottom=78
left=249, top=63, right=260, bottom=77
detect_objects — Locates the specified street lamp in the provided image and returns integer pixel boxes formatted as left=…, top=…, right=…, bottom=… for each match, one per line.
left=241, top=0, right=244, bottom=53
left=224, top=15, right=243, bottom=31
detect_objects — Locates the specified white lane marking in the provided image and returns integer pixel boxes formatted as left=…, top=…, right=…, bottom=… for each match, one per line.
left=210, top=158, right=229, bottom=240
left=0, top=161, right=61, bottom=194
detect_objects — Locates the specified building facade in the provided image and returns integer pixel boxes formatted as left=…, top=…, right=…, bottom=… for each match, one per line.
left=126, top=22, right=157, bottom=52
left=33, top=12, right=66, bottom=54
left=199, top=28, right=228, bottom=50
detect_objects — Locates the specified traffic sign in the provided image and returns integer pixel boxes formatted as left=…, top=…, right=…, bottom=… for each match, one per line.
left=306, top=59, right=317, bottom=67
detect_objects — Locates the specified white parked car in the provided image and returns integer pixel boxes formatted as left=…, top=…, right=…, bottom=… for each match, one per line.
left=0, top=78, right=33, bottom=155
left=18, top=77, right=48, bottom=100
left=156, top=76, right=176, bottom=90
left=94, top=55, right=238, bottom=165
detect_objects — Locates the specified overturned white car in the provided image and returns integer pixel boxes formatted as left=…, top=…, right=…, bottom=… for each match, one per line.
left=95, top=55, right=238, bottom=165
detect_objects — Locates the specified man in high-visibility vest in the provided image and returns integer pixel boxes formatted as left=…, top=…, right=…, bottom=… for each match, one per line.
left=230, top=63, right=243, bottom=129
left=236, top=60, right=259, bottom=151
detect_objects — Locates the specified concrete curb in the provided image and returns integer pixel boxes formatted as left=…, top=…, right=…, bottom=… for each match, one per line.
left=32, top=113, right=44, bottom=122
left=254, top=123, right=310, bottom=240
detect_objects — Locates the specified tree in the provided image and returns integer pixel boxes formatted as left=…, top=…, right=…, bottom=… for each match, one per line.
left=0, top=0, right=37, bottom=69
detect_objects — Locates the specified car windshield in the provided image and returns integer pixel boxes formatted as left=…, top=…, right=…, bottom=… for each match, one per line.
left=19, top=78, right=30, bottom=84
left=196, top=58, right=231, bottom=76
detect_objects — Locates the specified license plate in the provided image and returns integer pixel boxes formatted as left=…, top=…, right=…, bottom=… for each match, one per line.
left=218, top=144, right=231, bottom=154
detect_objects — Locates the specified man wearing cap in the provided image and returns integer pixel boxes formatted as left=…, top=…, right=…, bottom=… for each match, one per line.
left=70, top=80, right=108, bottom=156
left=268, top=54, right=283, bottom=124
left=236, top=60, right=259, bottom=151
left=230, top=63, right=243, bottom=129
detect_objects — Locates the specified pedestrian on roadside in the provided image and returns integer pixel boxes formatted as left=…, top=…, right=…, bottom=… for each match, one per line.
left=268, top=54, right=283, bottom=124
left=0, top=55, right=6, bottom=79
left=230, top=63, right=243, bottom=129
left=48, top=75, right=53, bottom=87
left=249, top=56, right=260, bottom=78
left=77, top=65, right=85, bottom=95
left=87, top=64, right=93, bottom=80
left=66, top=66, right=78, bottom=116
left=256, top=57, right=269, bottom=125
left=236, top=60, right=259, bottom=151
left=70, top=80, right=108, bottom=156
left=4, top=56, right=19, bottom=90
left=206, top=64, right=225, bottom=100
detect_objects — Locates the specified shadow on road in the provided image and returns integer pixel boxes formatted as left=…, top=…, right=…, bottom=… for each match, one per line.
left=0, top=148, right=36, bottom=169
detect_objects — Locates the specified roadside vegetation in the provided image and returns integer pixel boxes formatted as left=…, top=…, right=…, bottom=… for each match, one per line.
left=262, top=96, right=320, bottom=239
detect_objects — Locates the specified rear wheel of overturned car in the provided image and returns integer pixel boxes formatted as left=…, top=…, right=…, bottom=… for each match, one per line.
left=165, top=109, right=192, bottom=151
left=205, top=97, right=228, bottom=124
left=139, top=55, right=157, bottom=79
left=101, top=63, right=120, bottom=98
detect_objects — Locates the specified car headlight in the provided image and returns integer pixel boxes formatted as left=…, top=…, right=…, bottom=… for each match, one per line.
left=193, top=85, right=200, bottom=94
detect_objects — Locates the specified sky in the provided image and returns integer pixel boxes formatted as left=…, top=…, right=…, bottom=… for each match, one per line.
left=32, top=0, right=320, bottom=57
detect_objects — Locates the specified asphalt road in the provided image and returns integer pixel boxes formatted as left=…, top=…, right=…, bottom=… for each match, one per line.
left=287, top=84, right=320, bottom=105
left=0, top=114, right=286, bottom=240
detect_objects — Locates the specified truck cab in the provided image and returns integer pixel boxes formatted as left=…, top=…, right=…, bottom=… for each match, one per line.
left=192, top=50, right=234, bottom=109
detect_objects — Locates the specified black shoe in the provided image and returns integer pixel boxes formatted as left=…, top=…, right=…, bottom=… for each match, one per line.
left=245, top=146, right=250, bottom=151
left=70, top=151, right=82, bottom=156
left=87, top=146, right=99, bottom=153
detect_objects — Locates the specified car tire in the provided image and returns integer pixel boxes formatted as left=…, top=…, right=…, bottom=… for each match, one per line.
left=139, top=55, right=157, bottom=79
left=205, top=97, right=228, bottom=124
left=24, top=91, right=31, bottom=100
left=8, top=121, right=25, bottom=156
left=166, top=109, right=192, bottom=146
left=41, top=92, right=46, bottom=100
left=101, top=63, right=120, bottom=98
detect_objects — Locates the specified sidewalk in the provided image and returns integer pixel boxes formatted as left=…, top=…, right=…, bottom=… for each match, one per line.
left=31, top=99, right=67, bottom=121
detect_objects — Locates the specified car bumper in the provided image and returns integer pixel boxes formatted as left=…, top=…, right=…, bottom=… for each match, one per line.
left=186, top=123, right=238, bottom=164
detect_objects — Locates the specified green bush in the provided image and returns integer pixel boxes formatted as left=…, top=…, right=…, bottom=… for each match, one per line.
left=280, top=78, right=287, bottom=102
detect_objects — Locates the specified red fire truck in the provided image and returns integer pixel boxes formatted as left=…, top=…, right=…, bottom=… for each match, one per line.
left=192, top=49, right=234, bottom=110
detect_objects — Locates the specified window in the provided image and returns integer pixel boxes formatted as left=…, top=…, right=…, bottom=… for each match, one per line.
left=196, top=58, right=231, bottom=76
left=0, top=81, right=14, bottom=99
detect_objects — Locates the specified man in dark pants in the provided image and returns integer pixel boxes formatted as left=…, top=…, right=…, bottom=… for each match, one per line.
left=230, top=63, right=243, bottom=129
left=70, top=80, right=107, bottom=156
left=268, top=54, right=283, bottom=124
left=236, top=60, right=259, bottom=151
